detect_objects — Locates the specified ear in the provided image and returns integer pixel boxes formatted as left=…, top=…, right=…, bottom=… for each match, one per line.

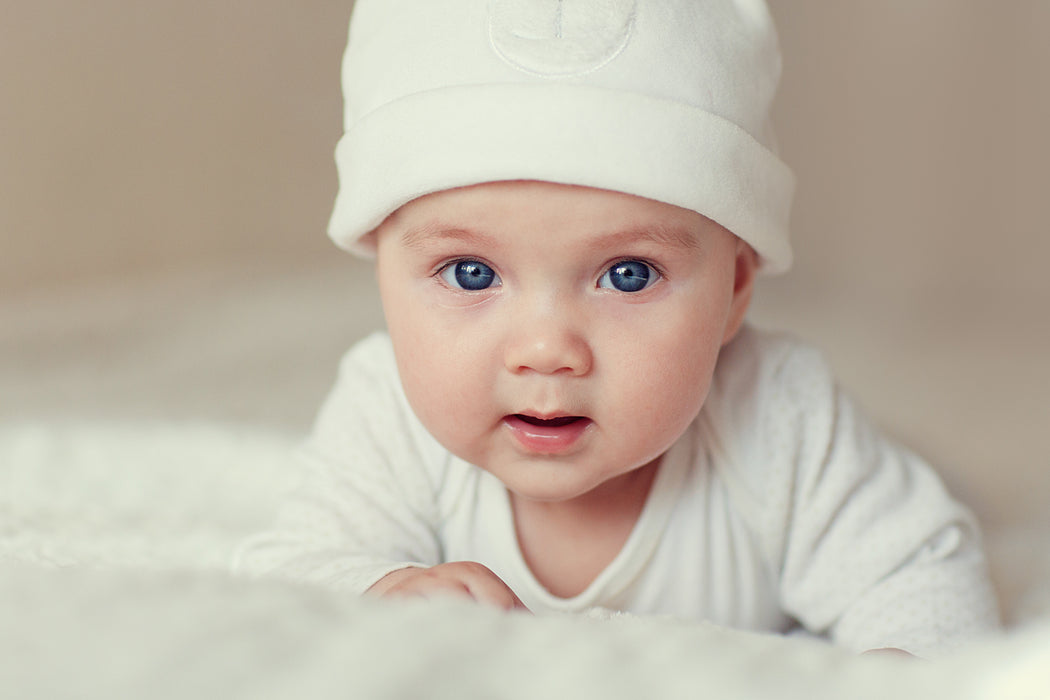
left=721, top=241, right=758, bottom=346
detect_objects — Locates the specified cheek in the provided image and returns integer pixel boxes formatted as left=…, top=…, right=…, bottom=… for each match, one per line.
left=634, top=332, right=719, bottom=423
left=381, top=277, right=447, bottom=421
left=382, top=288, right=498, bottom=454
left=607, top=298, right=728, bottom=436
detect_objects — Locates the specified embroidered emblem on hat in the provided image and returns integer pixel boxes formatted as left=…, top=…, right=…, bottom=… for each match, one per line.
left=489, top=0, right=636, bottom=77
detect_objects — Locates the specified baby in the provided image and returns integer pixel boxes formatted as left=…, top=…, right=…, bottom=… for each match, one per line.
left=235, top=0, right=999, bottom=656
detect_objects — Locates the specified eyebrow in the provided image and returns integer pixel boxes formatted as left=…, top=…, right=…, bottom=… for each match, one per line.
left=593, top=223, right=703, bottom=252
left=400, top=222, right=491, bottom=252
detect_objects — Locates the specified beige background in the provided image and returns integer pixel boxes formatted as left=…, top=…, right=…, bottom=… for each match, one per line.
left=2, top=2, right=1048, bottom=529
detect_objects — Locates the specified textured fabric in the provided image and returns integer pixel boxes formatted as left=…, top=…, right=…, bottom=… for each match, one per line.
left=234, top=325, right=999, bottom=657
left=1, top=420, right=1047, bottom=697
left=327, top=0, right=795, bottom=273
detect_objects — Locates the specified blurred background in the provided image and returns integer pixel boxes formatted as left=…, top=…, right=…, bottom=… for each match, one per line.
left=2, top=1, right=1048, bottom=533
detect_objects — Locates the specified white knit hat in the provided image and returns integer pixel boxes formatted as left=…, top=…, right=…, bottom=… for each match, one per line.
left=328, top=0, right=795, bottom=273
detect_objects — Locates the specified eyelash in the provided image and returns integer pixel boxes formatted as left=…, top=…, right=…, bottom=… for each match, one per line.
left=598, top=258, right=663, bottom=293
left=435, top=258, right=502, bottom=292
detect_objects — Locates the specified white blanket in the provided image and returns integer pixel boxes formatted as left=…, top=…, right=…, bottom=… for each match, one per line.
left=3, top=264, right=1049, bottom=699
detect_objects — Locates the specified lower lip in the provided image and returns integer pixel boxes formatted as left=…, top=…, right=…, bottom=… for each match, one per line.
left=503, top=416, right=592, bottom=455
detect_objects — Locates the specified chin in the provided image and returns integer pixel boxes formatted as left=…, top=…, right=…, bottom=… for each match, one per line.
left=508, top=487, right=584, bottom=504
left=500, top=471, right=609, bottom=504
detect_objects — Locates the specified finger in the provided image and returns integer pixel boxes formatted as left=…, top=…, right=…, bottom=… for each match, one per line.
left=385, top=571, right=473, bottom=602
left=457, top=564, right=530, bottom=612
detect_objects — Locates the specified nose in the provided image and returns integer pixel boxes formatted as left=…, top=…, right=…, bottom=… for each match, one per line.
left=504, top=310, right=593, bottom=377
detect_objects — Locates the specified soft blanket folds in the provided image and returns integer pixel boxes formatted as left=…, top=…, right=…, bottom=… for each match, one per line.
left=2, top=422, right=1049, bottom=699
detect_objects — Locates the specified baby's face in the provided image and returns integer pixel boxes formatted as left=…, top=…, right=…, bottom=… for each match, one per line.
left=375, top=180, right=754, bottom=504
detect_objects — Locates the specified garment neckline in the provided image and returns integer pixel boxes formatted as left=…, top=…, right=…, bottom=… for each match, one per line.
left=488, top=429, right=694, bottom=612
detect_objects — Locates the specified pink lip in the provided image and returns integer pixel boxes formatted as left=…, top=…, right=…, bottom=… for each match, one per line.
left=503, top=414, right=592, bottom=455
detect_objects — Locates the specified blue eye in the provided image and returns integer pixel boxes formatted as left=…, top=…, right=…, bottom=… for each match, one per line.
left=440, top=260, right=501, bottom=291
left=599, top=260, right=657, bottom=293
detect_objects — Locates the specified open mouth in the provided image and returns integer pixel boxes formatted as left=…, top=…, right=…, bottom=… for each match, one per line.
left=504, top=414, right=592, bottom=454
left=512, top=414, right=586, bottom=428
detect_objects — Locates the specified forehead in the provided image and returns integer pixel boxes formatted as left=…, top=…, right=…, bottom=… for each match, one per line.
left=384, top=180, right=722, bottom=251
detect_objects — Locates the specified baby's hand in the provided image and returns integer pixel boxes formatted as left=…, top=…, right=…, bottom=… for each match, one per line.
left=368, top=561, right=530, bottom=612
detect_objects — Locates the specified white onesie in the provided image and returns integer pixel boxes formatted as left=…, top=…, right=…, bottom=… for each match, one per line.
left=234, top=325, right=999, bottom=657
